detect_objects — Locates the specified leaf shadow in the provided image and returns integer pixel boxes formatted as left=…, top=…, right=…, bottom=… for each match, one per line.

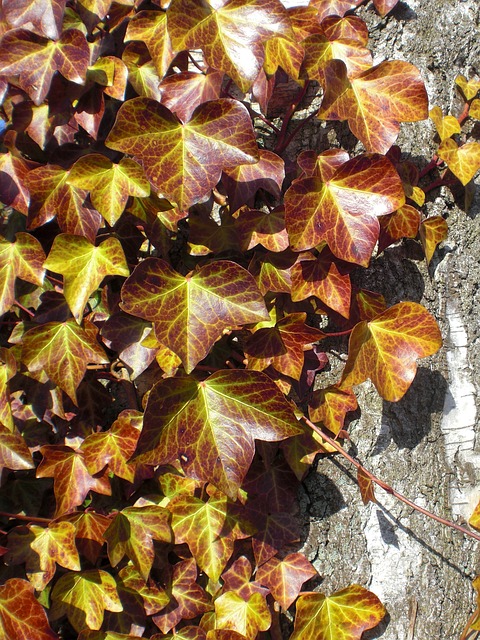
left=303, top=472, right=346, bottom=519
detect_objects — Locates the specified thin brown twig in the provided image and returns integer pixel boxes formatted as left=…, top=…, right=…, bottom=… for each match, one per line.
left=0, top=511, right=51, bottom=525
left=14, top=299, right=35, bottom=318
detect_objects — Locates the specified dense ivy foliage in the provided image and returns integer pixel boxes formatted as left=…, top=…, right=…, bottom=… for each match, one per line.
left=0, top=0, right=480, bottom=638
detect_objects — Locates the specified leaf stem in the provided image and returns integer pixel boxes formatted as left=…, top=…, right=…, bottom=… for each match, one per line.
left=14, top=300, right=35, bottom=318
left=419, top=155, right=442, bottom=179
left=423, top=176, right=458, bottom=194
left=0, top=511, right=51, bottom=524
left=301, top=415, right=480, bottom=543
left=457, top=101, right=470, bottom=126
left=274, top=81, right=310, bottom=154
left=322, top=328, right=353, bottom=338
left=278, top=108, right=319, bottom=154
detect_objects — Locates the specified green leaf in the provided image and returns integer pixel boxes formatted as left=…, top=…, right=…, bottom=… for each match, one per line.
left=106, top=98, right=258, bottom=210
left=43, top=234, right=130, bottom=322
left=120, top=258, right=268, bottom=373
left=0, top=578, right=58, bottom=639
left=135, top=370, right=301, bottom=498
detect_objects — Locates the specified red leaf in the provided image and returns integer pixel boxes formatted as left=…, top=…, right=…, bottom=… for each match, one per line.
left=0, top=578, right=58, bottom=639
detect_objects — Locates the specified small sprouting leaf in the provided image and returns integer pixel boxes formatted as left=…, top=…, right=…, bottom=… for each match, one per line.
left=284, top=153, right=405, bottom=264
left=318, top=59, right=428, bottom=154
left=120, top=258, right=268, bottom=373
left=455, top=75, right=480, bottom=101
left=125, top=10, right=174, bottom=80
left=437, top=138, right=480, bottom=185
left=419, top=216, right=448, bottom=264
left=81, top=410, right=143, bottom=482
left=2, top=0, right=67, bottom=40
left=106, top=98, right=258, bottom=210
left=36, top=445, right=111, bottom=516
left=167, top=0, right=293, bottom=92
left=429, top=106, right=461, bottom=140
left=0, top=578, right=58, bottom=639
left=135, top=370, right=301, bottom=498
left=309, top=386, right=358, bottom=435
left=50, top=569, right=123, bottom=632
left=256, top=553, right=317, bottom=610
left=214, top=592, right=271, bottom=640
left=0, top=28, right=89, bottom=105
left=357, top=468, right=376, bottom=505
left=0, top=425, right=34, bottom=471
left=67, top=154, right=150, bottom=226
left=290, top=585, right=386, bottom=640
left=340, top=302, right=442, bottom=402
left=160, top=70, right=224, bottom=123
left=43, top=234, right=130, bottom=322
left=104, top=505, right=172, bottom=580
left=21, top=320, right=109, bottom=402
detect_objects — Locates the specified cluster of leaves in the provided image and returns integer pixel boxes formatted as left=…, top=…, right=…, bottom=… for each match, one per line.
left=0, top=0, right=479, bottom=638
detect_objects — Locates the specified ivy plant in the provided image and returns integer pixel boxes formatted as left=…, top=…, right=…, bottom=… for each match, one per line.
left=0, top=0, right=480, bottom=638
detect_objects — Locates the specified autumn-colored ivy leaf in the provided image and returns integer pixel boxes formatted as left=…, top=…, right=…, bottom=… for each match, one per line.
left=0, top=348, right=16, bottom=430
left=291, top=585, right=386, bottom=640
left=50, top=569, right=123, bottom=632
left=455, top=75, right=480, bottom=101
left=36, top=445, right=111, bottom=516
left=2, top=0, right=67, bottom=40
left=160, top=70, right=224, bottom=123
left=120, top=258, right=268, bottom=373
left=377, top=204, right=421, bottom=254
left=153, top=558, right=212, bottom=634
left=355, top=289, right=387, bottom=322
left=290, top=248, right=352, bottom=318
left=249, top=509, right=301, bottom=566
left=470, top=99, right=480, bottom=120
left=67, top=154, right=150, bottom=227
left=106, top=98, right=258, bottom=210
left=61, top=510, right=111, bottom=564
left=429, top=106, right=461, bottom=141
left=87, top=56, right=128, bottom=101
left=469, top=500, right=480, bottom=531
left=245, top=313, right=325, bottom=380
left=0, top=28, right=89, bottom=105
left=29, top=521, right=81, bottom=589
left=372, top=0, right=399, bottom=16
left=437, top=138, right=480, bottom=185
left=125, top=10, right=175, bottom=80
left=80, top=410, right=142, bottom=482
left=0, top=424, right=34, bottom=472
left=248, top=250, right=296, bottom=295
left=309, top=386, right=358, bottom=435
left=43, top=234, right=129, bottom=322
left=135, top=370, right=301, bottom=498
left=21, top=319, right=109, bottom=402
left=0, top=231, right=46, bottom=317
left=284, top=153, right=405, bottom=264
left=118, top=563, right=170, bottom=616
left=235, top=207, right=289, bottom=253
left=264, top=34, right=305, bottom=81
left=222, top=150, right=285, bottom=214
left=25, top=164, right=103, bottom=243
left=167, top=0, right=293, bottom=93
left=256, top=553, right=317, bottom=610
left=214, top=591, right=271, bottom=640
left=419, top=216, right=448, bottom=264
left=104, top=505, right=172, bottom=580
left=79, top=633, right=145, bottom=640
left=0, top=578, right=58, bottom=639
left=357, top=467, right=376, bottom=505
left=0, top=150, right=36, bottom=215
left=340, top=302, right=442, bottom=402
left=221, top=556, right=269, bottom=602
left=309, top=0, right=364, bottom=22
left=318, top=59, right=428, bottom=154
left=122, top=42, right=162, bottom=101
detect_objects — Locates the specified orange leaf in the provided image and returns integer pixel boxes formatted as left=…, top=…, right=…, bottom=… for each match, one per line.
left=357, top=468, right=376, bottom=505
left=429, top=106, right=461, bottom=141
left=437, top=138, right=480, bottom=185
left=419, top=216, right=448, bottom=264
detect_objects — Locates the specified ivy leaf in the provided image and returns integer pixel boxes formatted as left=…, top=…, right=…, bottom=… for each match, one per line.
left=43, top=234, right=130, bottom=323
left=87, top=56, right=128, bottom=101
left=2, top=0, right=67, bottom=40
left=0, top=151, right=36, bottom=215
left=135, top=370, right=301, bottom=498
left=309, top=0, right=364, bottom=22
left=235, top=207, right=289, bottom=253
left=309, top=386, right=358, bottom=435
left=318, top=59, right=428, bottom=154
left=221, top=556, right=269, bottom=601
left=437, top=138, right=480, bottom=185
left=104, top=506, right=172, bottom=580
left=455, top=74, right=480, bottom=101
left=469, top=500, right=480, bottom=531
left=0, top=425, right=34, bottom=471
left=122, top=42, right=162, bottom=101
left=106, top=98, right=259, bottom=210
left=61, top=510, right=111, bottom=564
left=377, top=204, right=421, bottom=254
left=36, top=445, right=111, bottom=516
left=290, top=248, right=352, bottom=318
left=167, top=0, right=293, bottom=92
left=120, top=258, right=268, bottom=373
left=0, top=232, right=46, bottom=317
left=419, top=216, right=448, bottom=264
left=355, top=289, right=387, bottom=322
left=0, top=578, right=58, bottom=639
left=340, top=302, right=442, bottom=402
left=263, top=34, right=305, bottom=81
left=357, top=468, right=376, bottom=505
left=28, top=521, right=81, bottom=588
left=67, top=155, right=150, bottom=226
left=21, top=319, right=108, bottom=402
left=248, top=249, right=296, bottom=296
left=214, top=592, right=271, bottom=640
left=50, top=569, right=123, bottom=632
left=284, top=153, right=405, bottom=264
left=245, top=313, right=325, bottom=380
left=118, top=563, right=170, bottom=617
left=429, top=106, right=461, bottom=141
left=25, top=165, right=103, bottom=243
left=153, top=559, right=212, bottom=634
left=80, top=410, right=143, bottom=482
left=256, top=553, right=317, bottom=609
left=160, top=70, right=224, bottom=123
left=0, top=348, right=16, bottom=430
left=125, top=10, right=174, bottom=80
left=250, top=510, right=301, bottom=566
left=291, top=585, right=385, bottom=639
left=0, top=28, right=89, bottom=105
left=372, top=0, right=399, bottom=16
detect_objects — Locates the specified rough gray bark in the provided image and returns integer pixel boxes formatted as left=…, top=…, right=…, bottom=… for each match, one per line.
left=280, top=1, right=480, bottom=638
